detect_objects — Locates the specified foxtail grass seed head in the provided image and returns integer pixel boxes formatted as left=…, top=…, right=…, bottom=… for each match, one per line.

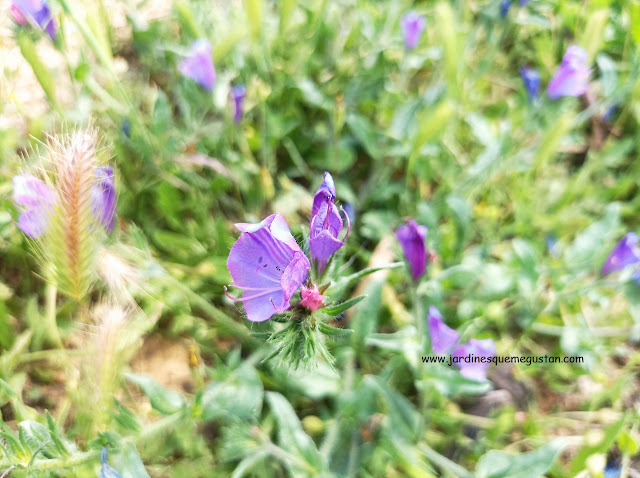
left=11, top=0, right=56, bottom=40
left=12, top=128, right=117, bottom=301
left=179, top=39, right=216, bottom=91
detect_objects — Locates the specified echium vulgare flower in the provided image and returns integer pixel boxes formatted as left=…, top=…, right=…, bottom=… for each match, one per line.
left=395, top=219, right=428, bottom=281
left=601, top=233, right=640, bottom=277
left=230, top=84, right=246, bottom=123
left=309, top=172, right=350, bottom=275
left=226, top=213, right=311, bottom=322
left=11, top=0, right=56, bottom=40
left=12, top=128, right=116, bottom=300
left=400, top=11, right=426, bottom=50
left=428, top=306, right=496, bottom=381
left=179, top=39, right=216, bottom=91
left=547, top=45, right=590, bottom=99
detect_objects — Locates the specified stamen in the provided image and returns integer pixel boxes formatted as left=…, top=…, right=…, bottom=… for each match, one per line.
left=224, top=285, right=281, bottom=302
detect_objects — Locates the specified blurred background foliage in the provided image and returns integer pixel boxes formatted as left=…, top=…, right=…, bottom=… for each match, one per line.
left=0, top=0, right=640, bottom=476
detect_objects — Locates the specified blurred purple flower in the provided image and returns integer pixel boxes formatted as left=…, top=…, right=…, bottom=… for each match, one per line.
left=179, top=39, right=216, bottom=91
left=395, top=219, right=428, bottom=281
left=231, top=84, right=246, bottom=123
left=427, top=306, right=459, bottom=355
left=401, top=11, right=426, bottom=50
left=226, top=213, right=310, bottom=322
left=453, top=338, right=496, bottom=381
left=12, top=174, right=56, bottom=238
left=519, top=0, right=531, bottom=5
left=601, top=233, right=640, bottom=277
left=11, top=0, right=56, bottom=40
left=309, top=172, right=350, bottom=274
left=92, top=166, right=117, bottom=232
left=500, top=0, right=511, bottom=18
left=520, top=66, right=540, bottom=101
left=547, top=45, right=590, bottom=99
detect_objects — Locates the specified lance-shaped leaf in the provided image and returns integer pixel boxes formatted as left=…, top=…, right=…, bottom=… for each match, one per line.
left=319, top=295, right=365, bottom=317
left=317, top=322, right=354, bottom=337
left=125, top=374, right=186, bottom=415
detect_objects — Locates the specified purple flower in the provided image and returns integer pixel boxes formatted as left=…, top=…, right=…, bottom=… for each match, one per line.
left=520, top=66, right=540, bottom=101
left=92, top=166, right=117, bottom=232
left=601, top=233, right=640, bottom=277
left=226, top=213, right=310, bottom=322
left=12, top=174, right=56, bottom=238
left=400, top=11, right=426, bottom=50
left=500, top=0, right=511, bottom=18
left=231, top=84, right=246, bottom=123
left=395, top=219, right=428, bottom=281
left=179, top=39, right=216, bottom=92
left=547, top=46, right=590, bottom=99
left=427, top=306, right=459, bottom=355
left=453, top=338, right=496, bottom=381
left=11, top=0, right=56, bottom=40
left=309, top=172, right=350, bottom=275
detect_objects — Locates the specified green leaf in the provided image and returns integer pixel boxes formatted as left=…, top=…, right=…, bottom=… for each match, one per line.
left=125, top=374, right=186, bottom=415
left=112, top=442, right=150, bottom=478
left=326, top=263, right=403, bottom=296
left=200, top=366, right=263, bottom=422
left=17, top=31, right=61, bottom=113
left=319, top=296, right=365, bottom=317
left=475, top=439, right=567, bottom=478
left=420, top=364, right=493, bottom=397
left=317, top=322, right=354, bottom=337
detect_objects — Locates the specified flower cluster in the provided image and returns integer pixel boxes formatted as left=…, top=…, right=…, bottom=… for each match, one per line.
left=428, top=306, right=496, bottom=381
left=10, top=0, right=56, bottom=40
left=226, top=172, right=349, bottom=323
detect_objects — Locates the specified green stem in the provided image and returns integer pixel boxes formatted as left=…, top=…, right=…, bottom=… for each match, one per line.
left=45, top=284, right=62, bottom=348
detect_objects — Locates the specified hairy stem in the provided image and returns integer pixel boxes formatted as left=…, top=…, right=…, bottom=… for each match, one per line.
left=45, top=283, right=62, bottom=348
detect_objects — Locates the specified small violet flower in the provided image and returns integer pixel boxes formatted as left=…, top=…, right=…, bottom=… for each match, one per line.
left=520, top=66, right=540, bottom=101
left=547, top=45, right=590, bottom=99
left=500, top=0, right=511, bottom=18
left=395, top=219, right=428, bottom=281
left=93, top=166, right=117, bottom=232
left=309, top=172, right=350, bottom=275
left=427, top=306, right=459, bottom=355
left=300, top=284, right=325, bottom=311
left=453, top=338, right=496, bottom=381
left=601, top=233, right=640, bottom=277
left=226, top=213, right=310, bottom=322
left=400, top=11, right=426, bottom=50
left=179, top=39, right=216, bottom=92
left=100, top=447, right=122, bottom=478
left=231, top=84, right=246, bottom=123
left=11, top=0, right=56, bottom=40
left=12, top=174, right=56, bottom=238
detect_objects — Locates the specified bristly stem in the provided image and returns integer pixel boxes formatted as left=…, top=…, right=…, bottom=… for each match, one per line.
left=45, top=283, right=62, bottom=348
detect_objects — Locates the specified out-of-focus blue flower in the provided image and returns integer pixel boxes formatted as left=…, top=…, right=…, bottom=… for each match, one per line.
left=427, top=306, right=459, bottom=355
left=100, top=447, right=122, bottom=478
left=226, top=213, right=310, bottom=322
left=400, top=11, right=426, bottom=50
left=309, top=172, right=350, bottom=274
left=547, top=45, right=590, bottom=99
left=546, top=233, right=560, bottom=258
left=395, top=219, right=428, bottom=282
left=231, top=84, right=246, bottom=123
left=500, top=0, right=512, bottom=18
left=11, top=0, right=56, bottom=40
left=179, top=39, right=216, bottom=91
left=120, top=118, right=131, bottom=138
left=603, top=104, right=617, bottom=124
left=601, top=233, right=640, bottom=277
left=453, top=338, right=496, bottom=381
left=519, top=0, right=531, bottom=5
left=520, top=66, right=540, bottom=101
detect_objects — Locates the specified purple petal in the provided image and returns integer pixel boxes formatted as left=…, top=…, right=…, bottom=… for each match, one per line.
left=601, top=233, right=640, bottom=276
left=520, top=66, right=540, bottom=101
left=395, top=219, right=428, bottom=281
left=179, top=39, right=216, bottom=91
left=401, top=11, right=426, bottom=50
left=427, top=306, right=459, bottom=354
left=12, top=0, right=56, bottom=39
left=547, top=45, right=590, bottom=99
left=453, top=338, right=496, bottom=382
left=92, top=166, right=117, bottom=232
left=227, top=213, right=309, bottom=322
left=311, top=172, right=337, bottom=220
left=231, top=84, right=246, bottom=123
left=13, top=174, right=56, bottom=238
